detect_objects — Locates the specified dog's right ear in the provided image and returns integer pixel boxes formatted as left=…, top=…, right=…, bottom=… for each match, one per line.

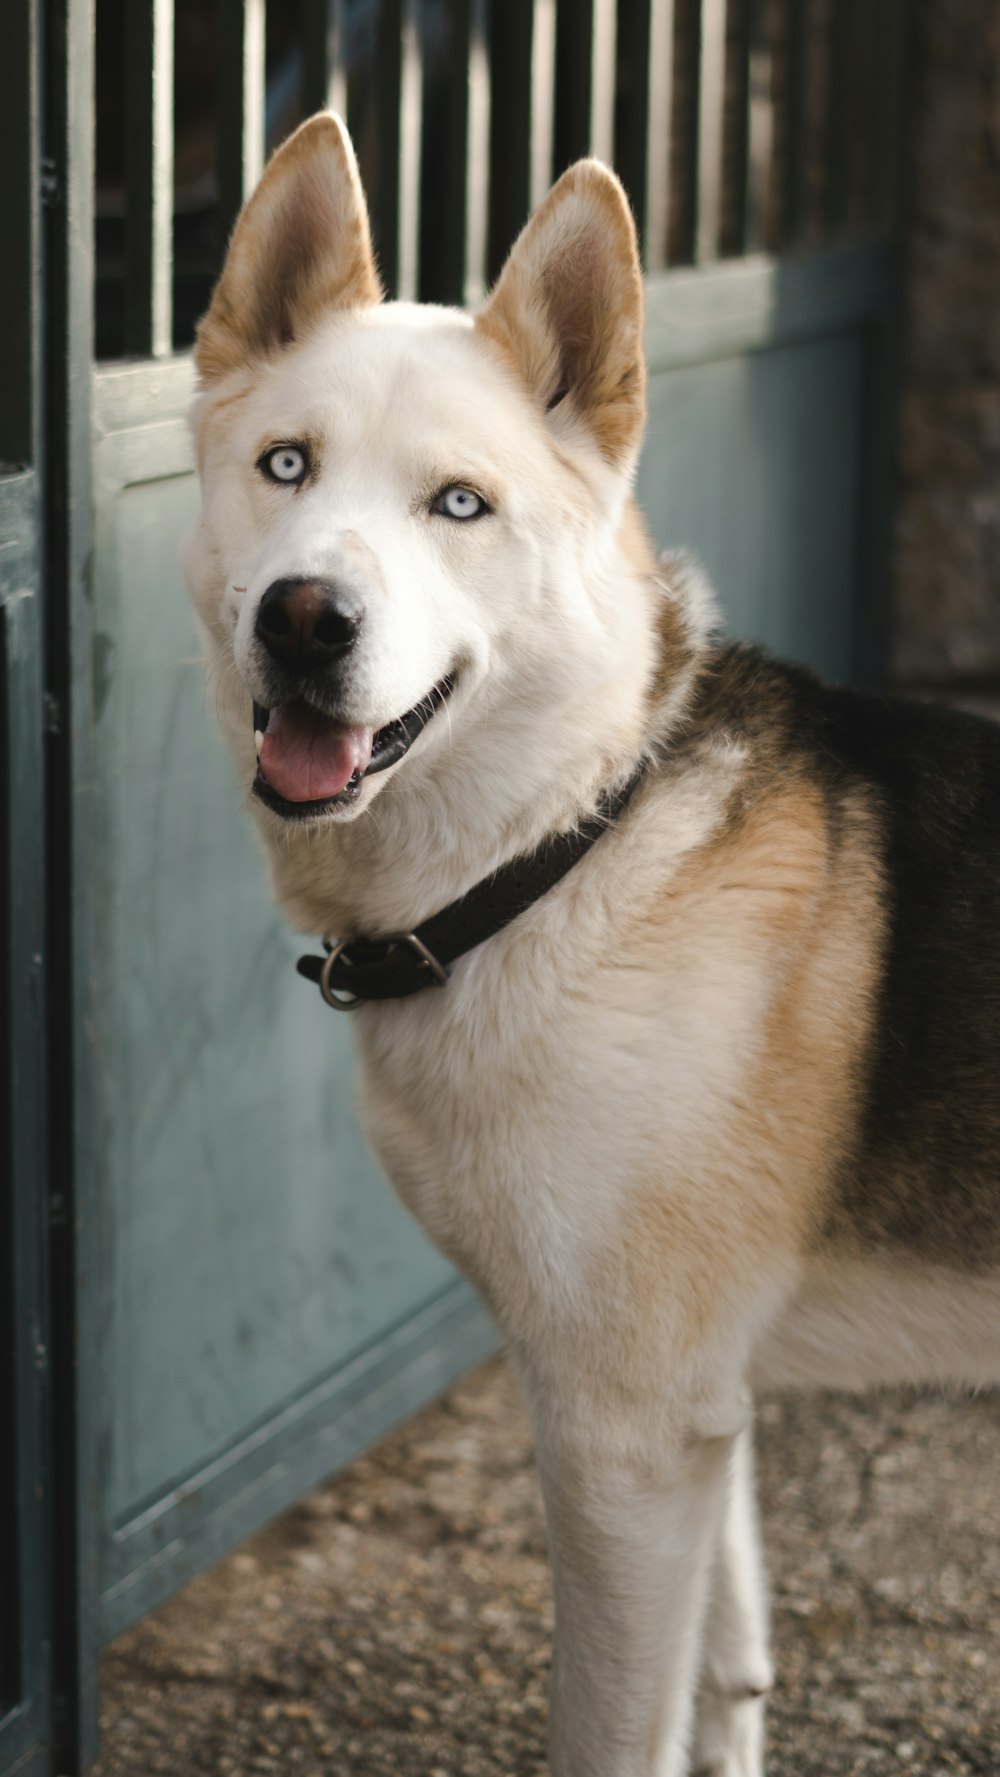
left=195, top=112, right=381, bottom=384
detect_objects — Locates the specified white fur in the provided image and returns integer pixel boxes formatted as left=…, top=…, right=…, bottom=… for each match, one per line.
left=187, top=125, right=998, bottom=1777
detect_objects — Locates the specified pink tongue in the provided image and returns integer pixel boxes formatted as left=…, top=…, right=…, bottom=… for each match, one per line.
left=259, top=705, right=376, bottom=802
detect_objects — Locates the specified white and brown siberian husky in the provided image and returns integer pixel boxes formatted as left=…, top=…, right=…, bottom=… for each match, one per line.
left=186, top=114, right=1000, bottom=1777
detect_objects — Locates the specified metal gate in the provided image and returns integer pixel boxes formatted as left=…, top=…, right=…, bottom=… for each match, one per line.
left=2, top=2, right=907, bottom=1772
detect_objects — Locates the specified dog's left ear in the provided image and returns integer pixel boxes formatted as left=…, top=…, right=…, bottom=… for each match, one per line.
left=195, top=112, right=381, bottom=384
left=476, top=161, right=645, bottom=468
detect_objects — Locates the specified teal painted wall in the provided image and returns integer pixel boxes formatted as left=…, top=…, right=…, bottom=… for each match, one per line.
left=637, top=333, right=864, bottom=683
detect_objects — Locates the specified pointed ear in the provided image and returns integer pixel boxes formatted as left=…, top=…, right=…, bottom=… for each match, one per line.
left=195, top=112, right=381, bottom=384
left=476, top=161, right=645, bottom=468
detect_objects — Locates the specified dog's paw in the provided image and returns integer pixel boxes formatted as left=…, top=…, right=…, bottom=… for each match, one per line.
left=689, top=1672, right=770, bottom=1777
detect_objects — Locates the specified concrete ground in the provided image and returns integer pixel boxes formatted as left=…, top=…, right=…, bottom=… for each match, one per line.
left=92, top=1357, right=1000, bottom=1777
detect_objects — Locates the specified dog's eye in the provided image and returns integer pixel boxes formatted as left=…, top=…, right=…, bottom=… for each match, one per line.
left=260, top=445, right=308, bottom=486
left=433, top=485, right=487, bottom=521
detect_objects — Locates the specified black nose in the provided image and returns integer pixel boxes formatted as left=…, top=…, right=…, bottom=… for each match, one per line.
left=255, top=578, right=360, bottom=665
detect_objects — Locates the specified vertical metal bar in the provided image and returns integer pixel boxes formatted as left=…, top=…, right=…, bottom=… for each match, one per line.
left=0, top=37, right=49, bottom=1740
left=696, top=0, right=727, bottom=260
left=487, top=0, right=534, bottom=282
left=464, top=0, right=491, bottom=305
left=124, top=0, right=175, bottom=358
left=217, top=0, right=266, bottom=249
left=301, top=0, right=347, bottom=117
left=0, top=606, right=16, bottom=1725
left=645, top=0, right=677, bottom=271
left=397, top=0, right=423, bottom=301
left=589, top=0, right=616, bottom=164
left=0, top=555, right=49, bottom=1777
left=744, top=0, right=774, bottom=252
left=0, top=28, right=48, bottom=1714
left=44, top=0, right=101, bottom=1761
left=530, top=0, right=557, bottom=206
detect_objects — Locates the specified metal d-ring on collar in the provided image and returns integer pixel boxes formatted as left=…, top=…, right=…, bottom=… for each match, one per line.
left=318, top=931, right=449, bottom=1010
left=297, top=756, right=648, bottom=1009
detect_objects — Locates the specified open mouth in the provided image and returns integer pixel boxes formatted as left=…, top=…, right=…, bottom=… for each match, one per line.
left=251, top=673, right=456, bottom=820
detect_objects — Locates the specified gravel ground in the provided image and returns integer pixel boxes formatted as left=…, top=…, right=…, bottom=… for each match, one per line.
left=92, top=1358, right=1000, bottom=1777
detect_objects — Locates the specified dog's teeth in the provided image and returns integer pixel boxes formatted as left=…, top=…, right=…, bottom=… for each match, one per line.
left=254, top=729, right=264, bottom=758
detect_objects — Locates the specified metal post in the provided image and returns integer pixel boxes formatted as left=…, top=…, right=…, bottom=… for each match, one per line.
left=43, top=0, right=100, bottom=1766
left=696, top=0, right=727, bottom=261
left=124, top=0, right=175, bottom=357
left=0, top=5, right=50, bottom=1776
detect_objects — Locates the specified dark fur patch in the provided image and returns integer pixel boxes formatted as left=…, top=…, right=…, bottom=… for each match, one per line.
left=681, top=643, right=1000, bottom=1268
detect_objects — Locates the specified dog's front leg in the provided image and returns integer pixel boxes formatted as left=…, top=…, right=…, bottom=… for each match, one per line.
left=689, top=1426, right=771, bottom=1777
left=528, top=1386, right=744, bottom=1777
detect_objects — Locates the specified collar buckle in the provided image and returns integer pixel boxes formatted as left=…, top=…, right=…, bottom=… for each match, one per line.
left=318, top=930, right=449, bottom=1010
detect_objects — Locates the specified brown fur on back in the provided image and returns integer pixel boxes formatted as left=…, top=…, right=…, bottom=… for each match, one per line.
left=660, top=641, right=1000, bottom=1270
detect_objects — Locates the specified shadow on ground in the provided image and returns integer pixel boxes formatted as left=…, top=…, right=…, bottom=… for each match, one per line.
left=93, top=1357, right=1000, bottom=1776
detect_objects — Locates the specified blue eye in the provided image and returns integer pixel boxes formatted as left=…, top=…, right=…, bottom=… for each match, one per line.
left=261, top=444, right=308, bottom=485
left=434, top=485, right=487, bottom=520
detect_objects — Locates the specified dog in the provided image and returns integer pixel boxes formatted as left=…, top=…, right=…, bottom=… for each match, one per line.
left=185, top=111, right=1000, bottom=1777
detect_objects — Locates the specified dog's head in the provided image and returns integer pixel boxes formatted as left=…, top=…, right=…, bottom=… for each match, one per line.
left=187, top=112, right=655, bottom=833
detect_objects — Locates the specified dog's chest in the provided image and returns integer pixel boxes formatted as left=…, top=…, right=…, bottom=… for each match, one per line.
left=351, top=885, right=772, bottom=1330
left=358, top=958, right=630, bottom=1280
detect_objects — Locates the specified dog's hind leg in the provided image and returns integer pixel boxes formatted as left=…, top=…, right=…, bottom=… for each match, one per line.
left=528, top=1386, right=749, bottom=1777
left=689, top=1425, right=771, bottom=1777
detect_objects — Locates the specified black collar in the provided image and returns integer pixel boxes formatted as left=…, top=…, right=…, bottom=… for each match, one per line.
left=296, top=759, right=648, bottom=1009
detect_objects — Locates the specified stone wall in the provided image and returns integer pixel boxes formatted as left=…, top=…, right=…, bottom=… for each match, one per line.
left=891, top=0, right=1000, bottom=688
